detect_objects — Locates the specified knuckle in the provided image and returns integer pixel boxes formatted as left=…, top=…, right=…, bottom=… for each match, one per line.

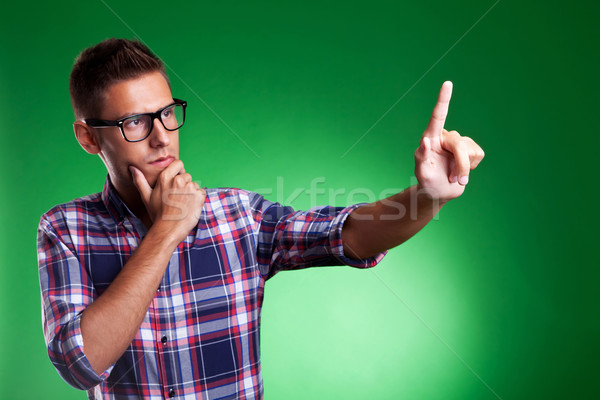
left=159, top=173, right=169, bottom=185
left=432, top=112, right=444, bottom=122
left=174, top=175, right=186, bottom=187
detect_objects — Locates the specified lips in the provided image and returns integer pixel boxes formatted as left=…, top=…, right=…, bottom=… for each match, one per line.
left=150, top=155, right=175, bottom=168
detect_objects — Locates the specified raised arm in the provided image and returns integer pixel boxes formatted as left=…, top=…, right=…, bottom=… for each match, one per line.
left=342, top=82, right=485, bottom=259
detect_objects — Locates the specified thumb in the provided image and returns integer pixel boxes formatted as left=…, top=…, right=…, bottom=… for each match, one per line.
left=417, top=136, right=432, bottom=163
left=422, top=137, right=431, bottom=158
left=129, top=166, right=152, bottom=204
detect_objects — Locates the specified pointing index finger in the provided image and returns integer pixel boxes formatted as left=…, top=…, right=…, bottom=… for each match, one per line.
left=424, top=81, right=453, bottom=138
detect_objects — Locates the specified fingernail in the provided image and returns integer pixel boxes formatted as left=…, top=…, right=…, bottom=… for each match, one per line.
left=459, top=176, right=469, bottom=185
left=450, top=176, right=458, bottom=183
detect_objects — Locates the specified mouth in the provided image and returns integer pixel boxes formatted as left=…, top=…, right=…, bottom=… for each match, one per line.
left=150, top=155, right=175, bottom=168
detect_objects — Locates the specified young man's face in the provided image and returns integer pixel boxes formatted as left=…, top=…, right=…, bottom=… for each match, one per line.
left=95, top=71, right=180, bottom=194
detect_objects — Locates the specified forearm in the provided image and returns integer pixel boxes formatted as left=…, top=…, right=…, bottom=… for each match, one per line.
left=80, top=225, right=180, bottom=375
left=342, top=185, right=446, bottom=259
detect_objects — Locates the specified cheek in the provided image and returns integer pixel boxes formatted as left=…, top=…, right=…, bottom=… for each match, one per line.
left=171, top=135, right=180, bottom=156
left=102, top=146, right=138, bottom=175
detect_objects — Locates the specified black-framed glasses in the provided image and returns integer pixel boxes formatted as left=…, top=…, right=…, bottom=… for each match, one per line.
left=85, top=99, right=187, bottom=142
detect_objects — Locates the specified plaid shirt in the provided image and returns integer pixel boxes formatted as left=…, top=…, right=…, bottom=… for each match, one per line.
left=37, top=178, right=385, bottom=399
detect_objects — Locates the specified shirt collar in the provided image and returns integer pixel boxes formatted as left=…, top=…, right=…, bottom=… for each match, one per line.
left=101, top=175, right=134, bottom=223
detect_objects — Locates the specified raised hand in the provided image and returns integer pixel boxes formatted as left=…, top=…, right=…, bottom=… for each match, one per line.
left=130, top=160, right=206, bottom=242
left=414, top=81, right=485, bottom=202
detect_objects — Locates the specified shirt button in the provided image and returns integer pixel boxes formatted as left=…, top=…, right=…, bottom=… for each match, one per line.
left=168, top=388, right=175, bottom=397
left=161, top=336, right=168, bottom=344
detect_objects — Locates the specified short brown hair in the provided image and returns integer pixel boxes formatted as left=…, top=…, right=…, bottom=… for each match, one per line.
left=69, top=38, right=169, bottom=120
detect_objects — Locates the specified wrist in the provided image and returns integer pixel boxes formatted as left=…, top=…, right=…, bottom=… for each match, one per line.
left=414, top=184, right=450, bottom=209
left=145, top=221, right=187, bottom=250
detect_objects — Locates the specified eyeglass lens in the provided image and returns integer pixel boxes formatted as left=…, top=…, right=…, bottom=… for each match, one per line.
left=122, top=104, right=184, bottom=141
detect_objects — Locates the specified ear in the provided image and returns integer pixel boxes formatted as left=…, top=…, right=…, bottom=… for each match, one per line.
left=73, top=121, right=101, bottom=154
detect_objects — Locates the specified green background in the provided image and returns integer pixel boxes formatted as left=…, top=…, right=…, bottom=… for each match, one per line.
left=1, top=0, right=598, bottom=399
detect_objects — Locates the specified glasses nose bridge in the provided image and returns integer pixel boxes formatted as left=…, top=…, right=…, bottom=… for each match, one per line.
left=146, top=109, right=170, bottom=144
left=150, top=109, right=167, bottom=130
left=145, top=109, right=170, bottom=138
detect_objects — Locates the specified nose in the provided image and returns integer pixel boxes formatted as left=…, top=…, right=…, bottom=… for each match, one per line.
left=148, top=117, right=171, bottom=148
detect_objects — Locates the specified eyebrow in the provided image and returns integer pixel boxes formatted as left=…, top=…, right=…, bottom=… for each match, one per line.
left=114, top=99, right=175, bottom=120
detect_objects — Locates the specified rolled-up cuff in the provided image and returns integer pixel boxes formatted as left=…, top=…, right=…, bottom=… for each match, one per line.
left=329, top=203, right=387, bottom=268
left=51, top=311, right=114, bottom=390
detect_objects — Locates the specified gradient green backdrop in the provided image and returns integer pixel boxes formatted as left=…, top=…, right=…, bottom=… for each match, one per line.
left=1, top=0, right=598, bottom=399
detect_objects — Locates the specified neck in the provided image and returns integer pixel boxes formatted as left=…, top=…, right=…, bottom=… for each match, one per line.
left=110, top=176, right=153, bottom=229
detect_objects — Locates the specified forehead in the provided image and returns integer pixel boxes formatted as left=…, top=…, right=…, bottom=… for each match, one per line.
left=101, top=71, right=173, bottom=119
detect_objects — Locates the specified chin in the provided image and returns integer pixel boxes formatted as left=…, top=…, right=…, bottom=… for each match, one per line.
left=146, top=174, right=160, bottom=189
left=129, top=167, right=159, bottom=189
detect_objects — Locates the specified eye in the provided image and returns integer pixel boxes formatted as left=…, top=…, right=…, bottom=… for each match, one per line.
left=162, top=106, right=175, bottom=119
left=124, top=117, right=146, bottom=129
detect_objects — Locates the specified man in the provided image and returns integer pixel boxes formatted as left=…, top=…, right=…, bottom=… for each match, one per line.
left=38, top=38, right=484, bottom=399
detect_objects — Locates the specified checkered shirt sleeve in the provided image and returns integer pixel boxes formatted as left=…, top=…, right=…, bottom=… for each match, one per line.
left=37, top=205, right=114, bottom=389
